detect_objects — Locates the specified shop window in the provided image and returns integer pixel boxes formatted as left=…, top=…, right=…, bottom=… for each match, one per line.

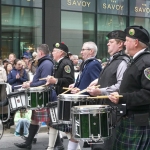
left=97, top=14, right=126, bottom=59
left=61, top=11, right=95, bottom=56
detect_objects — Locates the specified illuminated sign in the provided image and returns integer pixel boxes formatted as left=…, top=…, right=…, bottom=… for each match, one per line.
left=97, top=0, right=128, bottom=15
left=61, top=0, right=95, bottom=12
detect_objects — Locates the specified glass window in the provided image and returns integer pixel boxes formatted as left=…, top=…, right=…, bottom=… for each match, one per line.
left=97, top=14, right=126, bottom=59
left=1, top=5, right=42, bottom=58
left=130, top=17, right=150, bottom=33
left=61, top=11, right=95, bottom=56
left=1, top=0, right=42, bottom=8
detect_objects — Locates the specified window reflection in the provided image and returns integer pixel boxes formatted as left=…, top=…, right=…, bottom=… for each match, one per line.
left=1, top=5, right=42, bottom=58
left=61, top=11, right=95, bottom=56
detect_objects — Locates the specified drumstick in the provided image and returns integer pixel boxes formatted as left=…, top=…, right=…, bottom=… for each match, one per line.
left=14, top=84, right=22, bottom=87
left=39, top=77, right=47, bottom=81
left=63, top=87, right=72, bottom=90
left=61, top=89, right=72, bottom=94
left=76, top=85, right=100, bottom=95
left=87, top=95, right=123, bottom=99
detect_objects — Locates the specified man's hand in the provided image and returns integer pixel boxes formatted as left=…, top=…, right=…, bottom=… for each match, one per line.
left=71, top=87, right=80, bottom=94
left=108, top=92, right=119, bottom=104
left=46, top=75, right=57, bottom=85
left=22, top=82, right=30, bottom=88
left=86, top=86, right=101, bottom=96
left=69, top=83, right=75, bottom=88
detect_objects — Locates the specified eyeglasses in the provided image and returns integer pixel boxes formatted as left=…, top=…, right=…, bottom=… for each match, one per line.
left=81, top=48, right=91, bottom=51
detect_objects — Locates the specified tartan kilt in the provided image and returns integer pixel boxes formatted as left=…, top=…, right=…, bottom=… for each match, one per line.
left=113, top=117, right=150, bottom=150
left=31, top=108, right=50, bottom=123
left=50, top=123, right=72, bottom=133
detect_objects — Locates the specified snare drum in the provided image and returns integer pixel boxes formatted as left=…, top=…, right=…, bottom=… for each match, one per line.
left=57, top=94, right=88, bottom=124
left=47, top=101, right=58, bottom=125
left=8, top=91, right=28, bottom=112
left=71, top=105, right=112, bottom=143
left=28, top=86, right=50, bottom=109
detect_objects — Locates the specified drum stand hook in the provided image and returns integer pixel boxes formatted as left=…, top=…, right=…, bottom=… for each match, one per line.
left=87, top=134, right=104, bottom=144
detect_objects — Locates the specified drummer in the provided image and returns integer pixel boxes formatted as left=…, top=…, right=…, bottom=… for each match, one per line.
left=87, top=30, right=130, bottom=150
left=46, top=41, right=102, bottom=150
left=46, top=42, right=74, bottom=150
left=14, top=44, right=54, bottom=149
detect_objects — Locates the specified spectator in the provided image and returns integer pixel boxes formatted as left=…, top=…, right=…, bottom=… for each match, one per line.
left=70, top=55, right=79, bottom=71
left=23, top=49, right=32, bottom=58
left=14, top=109, right=32, bottom=137
left=8, top=53, right=16, bottom=66
left=7, top=59, right=28, bottom=91
left=3, top=59, right=9, bottom=68
left=0, top=59, right=7, bottom=83
left=21, top=55, right=30, bottom=71
left=6, top=63, right=13, bottom=75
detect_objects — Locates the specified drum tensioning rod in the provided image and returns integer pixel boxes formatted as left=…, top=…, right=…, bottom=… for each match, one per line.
left=36, top=91, right=38, bottom=108
left=107, top=112, right=109, bottom=137
left=99, top=111, right=101, bottom=139
left=89, top=111, right=91, bottom=140
left=79, top=112, right=81, bottom=139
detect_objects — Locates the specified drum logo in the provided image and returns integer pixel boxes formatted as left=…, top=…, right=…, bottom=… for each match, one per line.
left=17, top=99, right=20, bottom=103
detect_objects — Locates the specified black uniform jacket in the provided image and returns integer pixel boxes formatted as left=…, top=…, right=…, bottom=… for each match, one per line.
left=119, top=49, right=150, bottom=113
left=54, top=57, right=74, bottom=95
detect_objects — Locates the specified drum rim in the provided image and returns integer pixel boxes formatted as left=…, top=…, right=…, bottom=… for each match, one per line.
left=58, top=94, right=88, bottom=99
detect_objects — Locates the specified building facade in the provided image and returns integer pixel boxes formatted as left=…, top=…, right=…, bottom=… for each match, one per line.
left=0, top=0, right=150, bottom=59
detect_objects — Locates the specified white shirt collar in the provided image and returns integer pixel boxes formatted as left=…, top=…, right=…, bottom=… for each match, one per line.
left=57, top=57, right=64, bottom=63
left=133, top=48, right=146, bottom=59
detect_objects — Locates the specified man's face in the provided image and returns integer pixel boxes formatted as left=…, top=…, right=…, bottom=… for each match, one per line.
left=80, top=44, right=92, bottom=61
left=37, top=49, right=42, bottom=59
left=52, top=48, right=62, bottom=61
left=9, top=54, right=15, bottom=62
left=70, top=56, right=78, bottom=65
left=107, top=39, right=121, bottom=56
left=124, top=37, right=136, bottom=56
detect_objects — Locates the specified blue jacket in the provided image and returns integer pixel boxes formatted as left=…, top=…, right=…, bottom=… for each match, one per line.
left=75, top=58, right=102, bottom=90
left=30, top=55, right=53, bottom=87
left=7, top=68, right=28, bottom=90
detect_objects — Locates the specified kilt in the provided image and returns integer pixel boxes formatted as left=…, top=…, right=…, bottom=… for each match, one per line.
left=31, top=108, right=50, bottom=123
left=113, top=117, right=150, bottom=150
left=50, top=123, right=72, bottom=133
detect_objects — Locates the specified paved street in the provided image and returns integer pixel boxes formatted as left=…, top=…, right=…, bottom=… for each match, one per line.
left=0, top=129, right=91, bottom=150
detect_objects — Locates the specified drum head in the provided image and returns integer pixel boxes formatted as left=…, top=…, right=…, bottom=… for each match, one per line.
left=29, top=86, right=45, bottom=92
left=72, top=105, right=111, bottom=113
left=0, top=119, right=4, bottom=139
left=58, top=94, right=88, bottom=101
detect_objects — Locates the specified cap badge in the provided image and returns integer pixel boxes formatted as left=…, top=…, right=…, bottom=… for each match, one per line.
left=55, top=43, right=60, bottom=48
left=111, top=31, right=119, bottom=38
left=129, top=29, right=135, bottom=36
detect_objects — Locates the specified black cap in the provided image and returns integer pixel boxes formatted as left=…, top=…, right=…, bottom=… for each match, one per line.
left=107, top=30, right=126, bottom=41
left=21, top=55, right=29, bottom=59
left=53, top=42, right=69, bottom=53
left=124, top=25, right=150, bottom=45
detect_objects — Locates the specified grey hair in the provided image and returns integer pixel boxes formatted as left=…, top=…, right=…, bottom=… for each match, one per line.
left=71, top=55, right=78, bottom=60
left=37, top=44, right=50, bottom=55
left=139, top=41, right=148, bottom=48
left=83, top=41, right=98, bottom=57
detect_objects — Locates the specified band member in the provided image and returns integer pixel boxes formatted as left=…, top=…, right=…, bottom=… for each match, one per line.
left=67, top=41, right=102, bottom=150
left=46, top=42, right=74, bottom=150
left=87, top=30, right=130, bottom=150
left=109, top=26, right=150, bottom=150
left=47, top=41, right=102, bottom=150
left=14, top=44, right=54, bottom=149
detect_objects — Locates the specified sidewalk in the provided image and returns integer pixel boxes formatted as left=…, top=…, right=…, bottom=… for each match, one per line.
left=0, top=128, right=91, bottom=150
